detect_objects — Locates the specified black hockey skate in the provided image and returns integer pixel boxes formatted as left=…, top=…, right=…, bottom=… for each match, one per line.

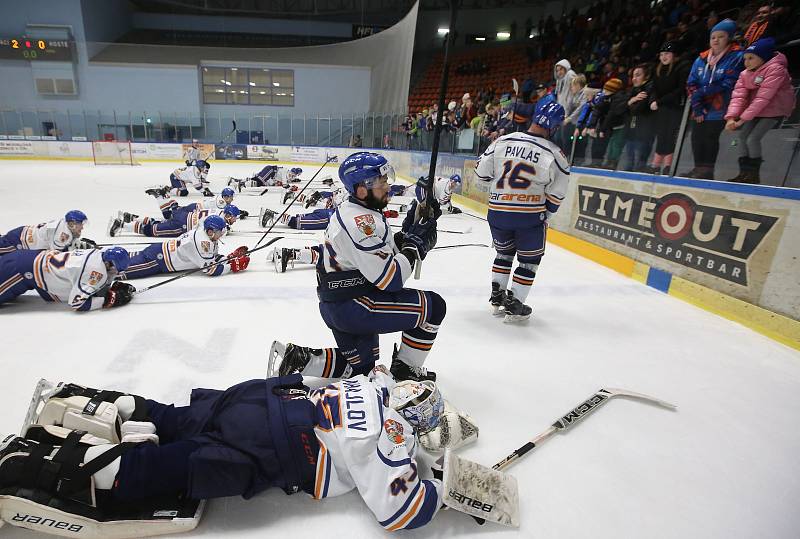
left=503, top=290, right=532, bottom=323
left=260, top=208, right=277, bottom=227
left=272, top=247, right=299, bottom=273
left=107, top=217, right=123, bottom=237
left=267, top=341, right=320, bottom=377
left=490, top=282, right=507, bottom=316
left=117, top=211, right=139, bottom=224
left=145, top=186, right=169, bottom=198
left=282, top=189, right=294, bottom=205
left=390, top=344, right=436, bottom=382
left=305, top=191, right=323, bottom=209
left=201, top=187, right=214, bottom=197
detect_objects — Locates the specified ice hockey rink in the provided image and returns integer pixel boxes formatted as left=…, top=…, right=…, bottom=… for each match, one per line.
left=1, top=160, right=799, bottom=539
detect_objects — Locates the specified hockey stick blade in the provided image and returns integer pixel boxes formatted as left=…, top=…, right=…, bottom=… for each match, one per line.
left=472, top=387, right=675, bottom=525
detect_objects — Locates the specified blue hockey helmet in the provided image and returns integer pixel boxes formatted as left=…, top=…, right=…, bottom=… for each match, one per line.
left=338, top=152, right=395, bottom=195
left=221, top=187, right=235, bottom=199
left=65, top=210, right=88, bottom=223
left=101, top=246, right=130, bottom=273
left=290, top=167, right=303, bottom=175
left=204, top=214, right=226, bottom=233
left=533, top=102, right=566, bottom=136
left=195, top=160, right=211, bottom=172
left=222, top=204, right=240, bottom=219
left=450, top=174, right=462, bottom=184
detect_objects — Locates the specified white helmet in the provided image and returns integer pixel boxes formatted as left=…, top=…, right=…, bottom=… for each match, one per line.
left=389, top=380, right=444, bottom=433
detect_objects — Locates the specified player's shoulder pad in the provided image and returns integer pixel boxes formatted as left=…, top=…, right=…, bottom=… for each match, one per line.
left=377, top=408, right=417, bottom=462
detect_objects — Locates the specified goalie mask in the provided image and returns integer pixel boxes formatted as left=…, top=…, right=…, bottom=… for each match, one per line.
left=389, top=380, right=444, bottom=433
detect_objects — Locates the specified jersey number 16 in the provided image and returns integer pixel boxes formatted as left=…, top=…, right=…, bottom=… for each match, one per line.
left=497, top=160, right=536, bottom=190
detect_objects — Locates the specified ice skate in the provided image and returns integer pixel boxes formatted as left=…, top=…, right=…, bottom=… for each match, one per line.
left=490, top=282, right=506, bottom=316
left=107, top=217, right=122, bottom=237
left=503, top=290, right=532, bottom=323
left=260, top=208, right=277, bottom=228
left=117, top=211, right=139, bottom=224
left=268, top=341, right=319, bottom=377
left=271, top=247, right=299, bottom=273
left=390, top=344, right=436, bottom=382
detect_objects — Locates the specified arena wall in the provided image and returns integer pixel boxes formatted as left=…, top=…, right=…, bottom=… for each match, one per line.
left=2, top=139, right=798, bottom=349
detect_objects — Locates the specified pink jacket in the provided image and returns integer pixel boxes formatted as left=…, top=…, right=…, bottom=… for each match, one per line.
left=726, top=52, right=796, bottom=121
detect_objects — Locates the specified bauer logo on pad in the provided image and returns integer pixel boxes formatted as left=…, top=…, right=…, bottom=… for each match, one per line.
left=354, top=214, right=376, bottom=236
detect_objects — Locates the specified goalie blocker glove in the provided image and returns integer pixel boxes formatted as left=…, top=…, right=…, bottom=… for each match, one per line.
left=103, top=281, right=135, bottom=308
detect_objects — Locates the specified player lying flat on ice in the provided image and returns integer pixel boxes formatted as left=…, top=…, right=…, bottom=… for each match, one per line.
left=139, top=186, right=241, bottom=221
left=0, top=247, right=134, bottom=311
left=227, top=165, right=303, bottom=191
left=118, top=215, right=249, bottom=279
left=0, top=367, right=478, bottom=536
left=108, top=202, right=242, bottom=238
left=0, top=210, right=96, bottom=256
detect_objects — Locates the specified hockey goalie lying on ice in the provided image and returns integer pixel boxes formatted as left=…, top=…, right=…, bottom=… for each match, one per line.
left=0, top=366, right=482, bottom=537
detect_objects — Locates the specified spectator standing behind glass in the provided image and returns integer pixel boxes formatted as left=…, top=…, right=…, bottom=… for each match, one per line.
left=554, top=59, right=578, bottom=149
left=724, top=38, right=795, bottom=184
left=562, top=75, right=589, bottom=157
left=583, top=78, right=624, bottom=168
left=648, top=42, right=691, bottom=175
left=684, top=19, right=743, bottom=180
left=624, top=64, right=656, bottom=172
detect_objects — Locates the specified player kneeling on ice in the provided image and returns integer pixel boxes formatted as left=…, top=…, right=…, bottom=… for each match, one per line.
left=118, top=215, right=249, bottom=279
left=475, top=102, right=570, bottom=322
left=268, top=152, right=444, bottom=382
left=389, top=174, right=463, bottom=214
left=0, top=246, right=134, bottom=311
left=227, top=165, right=302, bottom=191
left=109, top=201, right=242, bottom=239
left=150, top=160, right=213, bottom=198
left=0, top=366, right=478, bottom=536
left=0, top=210, right=97, bottom=256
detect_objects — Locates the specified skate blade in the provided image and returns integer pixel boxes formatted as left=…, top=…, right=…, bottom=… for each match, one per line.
left=267, top=341, right=286, bottom=378
left=503, top=313, right=531, bottom=324
left=21, top=379, right=58, bottom=436
left=490, top=304, right=505, bottom=317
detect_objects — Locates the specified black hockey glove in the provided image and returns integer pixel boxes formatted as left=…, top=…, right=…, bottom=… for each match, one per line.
left=401, top=224, right=437, bottom=262
left=239, top=210, right=249, bottom=219
left=74, top=237, right=98, bottom=250
left=448, top=206, right=462, bottom=214
left=401, top=200, right=441, bottom=234
left=102, top=281, right=136, bottom=309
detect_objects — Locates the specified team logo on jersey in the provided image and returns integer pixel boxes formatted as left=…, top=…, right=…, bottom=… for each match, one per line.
left=201, top=241, right=211, bottom=253
left=383, top=419, right=405, bottom=444
left=59, top=233, right=70, bottom=243
left=24, top=272, right=33, bottom=280
left=354, top=214, right=376, bottom=236
left=87, top=271, right=103, bottom=286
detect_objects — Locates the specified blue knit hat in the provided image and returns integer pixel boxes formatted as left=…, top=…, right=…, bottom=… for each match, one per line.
left=711, top=19, right=736, bottom=38
left=745, top=37, right=776, bottom=62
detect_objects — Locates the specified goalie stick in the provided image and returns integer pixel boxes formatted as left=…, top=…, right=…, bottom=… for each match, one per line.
left=468, top=387, right=676, bottom=525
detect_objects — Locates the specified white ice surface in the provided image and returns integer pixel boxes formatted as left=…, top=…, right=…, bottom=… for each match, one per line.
left=1, top=160, right=799, bottom=539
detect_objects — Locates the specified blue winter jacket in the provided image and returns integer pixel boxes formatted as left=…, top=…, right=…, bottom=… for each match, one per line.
left=686, top=45, right=744, bottom=121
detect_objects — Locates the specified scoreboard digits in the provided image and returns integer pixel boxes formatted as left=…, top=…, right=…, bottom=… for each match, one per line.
left=0, top=37, right=73, bottom=61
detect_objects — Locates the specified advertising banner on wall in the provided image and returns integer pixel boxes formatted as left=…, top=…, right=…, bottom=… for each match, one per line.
left=214, top=144, right=248, bottom=160
left=246, top=145, right=279, bottom=161
left=291, top=146, right=325, bottom=162
left=461, top=159, right=489, bottom=205
left=0, top=141, right=35, bottom=155
left=572, top=180, right=785, bottom=288
left=182, top=143, right=215, bottom=160
left=131, top=143, right=184, bottom=160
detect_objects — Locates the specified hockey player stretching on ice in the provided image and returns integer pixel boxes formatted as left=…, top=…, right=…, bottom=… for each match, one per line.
left=139, top=185, right=240, bottom=221
left=475, top=102, right=570, bottom=322
left=0, top=246, right=134, bottom=311
left=260, top=187, right=349, bottom=231
left=0, top=367, right=478, bottom=536
left=119, top=215, right=250, bottom=279
left=0, top=210, right=95, bottom=256
left=269, top=152, right=444, bottom=382
left=228, top=165, right=302, bottom=191
left=390, top=174, right=464, bottom=214
left=109, top=202, right=242, bottom=239
left=151, top=160, right=213, bottom=198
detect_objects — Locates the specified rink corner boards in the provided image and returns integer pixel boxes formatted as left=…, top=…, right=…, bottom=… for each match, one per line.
left=454, top=193, right=800, bottom=353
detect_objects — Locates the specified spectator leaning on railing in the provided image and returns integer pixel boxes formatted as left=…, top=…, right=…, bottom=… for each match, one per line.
left=624, top=64, right=656, bottom=173
left=684, top=19, right=743, bottom=180
left=724, top=37, right=796, bottom=184
left=648, top=41, right=691, bottom=175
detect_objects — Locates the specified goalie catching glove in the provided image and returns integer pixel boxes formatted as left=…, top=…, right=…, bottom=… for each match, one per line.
left=418, top=400, right=478, bottom=453
left=102, top=281, right=135, bottom=308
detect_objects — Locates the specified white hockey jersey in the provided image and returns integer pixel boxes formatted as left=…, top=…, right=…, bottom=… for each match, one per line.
left=433, top=176, right=455, bottom=211
left=10, top=220, right=78, bottom=252
left=322, top=198, right=412, bottom=292
left=172, top=166, right=206, bottom=190
left=183, top=146, right=201, bottom=163
left=310, top=371, right=443, bottom=530
left=158, top=225, right=222, bottom=273
left=475, top=132, right=570, bottom=227
left=29, top=249, right=111, bottom=311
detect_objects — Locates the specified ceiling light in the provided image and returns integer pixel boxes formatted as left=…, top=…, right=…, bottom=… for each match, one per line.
left=475, top=37, right=486, bottom=41
left=437, top=28, right=449, bottom=35
left=249, top=82, right=256, bottom=86
left=496, top=31, right=510, bottom=39
left=273, top=82, right=279, bottom=86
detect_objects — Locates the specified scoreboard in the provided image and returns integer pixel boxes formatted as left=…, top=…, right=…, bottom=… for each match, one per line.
left=0, top=37, right=73, bottom=61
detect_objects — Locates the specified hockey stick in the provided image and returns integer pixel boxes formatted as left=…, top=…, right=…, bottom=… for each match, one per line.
left=414, top=0, right=458, bottom=280
left=253, top=157, right=336, bottom=249
left=390, top=224, right=471, bottom=235
left=432, top=243, right=489, bottom=250
left=133, top=235, right=284, bottom=295
left=471, top=388, right=675, bottom=525
left=462, top=212, right=488, bottom=222
left=220, top=120, right=237, bottom=144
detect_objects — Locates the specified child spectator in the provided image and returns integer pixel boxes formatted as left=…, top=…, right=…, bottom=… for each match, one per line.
left=724, top=37, right=796, bottom=184
left=684, top=19, right=744, bottom=180
left=648, top=41, right=691, bottom=174
left=584, top=77, right=625, bottom=168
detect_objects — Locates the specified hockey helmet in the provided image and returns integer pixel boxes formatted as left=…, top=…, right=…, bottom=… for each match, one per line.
left=204, top=214, right=226, bottom=233
left=533, top=102, right=565, bottom=137
left=101, top=246, right=130, bottom=273
left=222, top=204, right=240, bottom=224
left=65, top=210, right=88, bottom=223
left=338, top=152, right=395, bottom=195
left=195, top=160, right=211, bottom=173
left=389, top=380, right=444, bottom=433
left=450, top=174, right=462, bottom=184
